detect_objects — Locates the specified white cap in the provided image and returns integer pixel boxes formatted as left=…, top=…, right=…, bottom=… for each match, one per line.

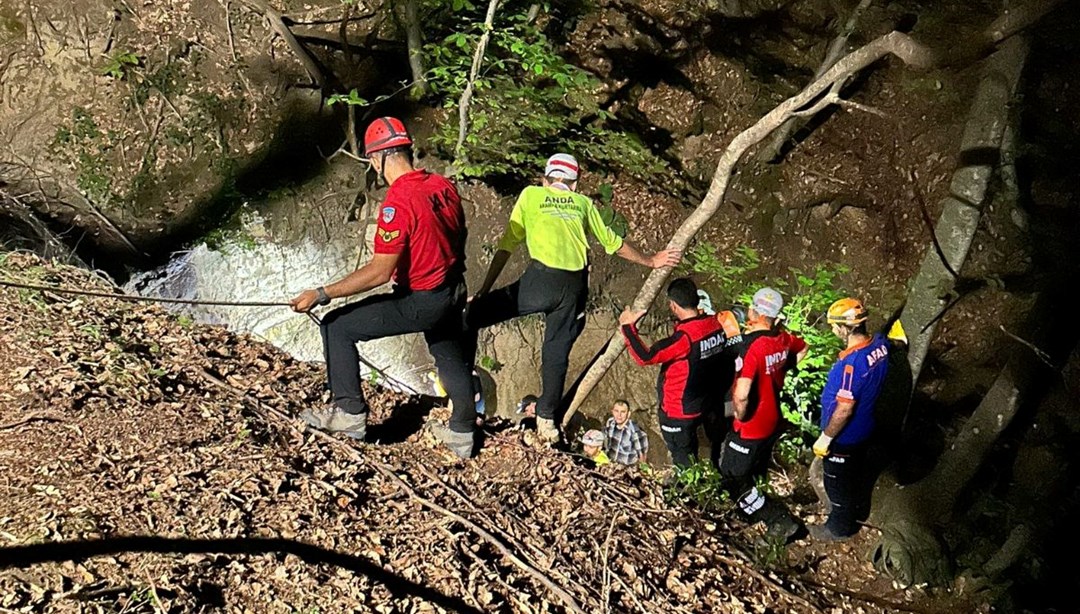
left=751, top=287, right=784, bottom=319
left=545, top=153, right=579, bottom=181
left=581, top=429, right=605, bottom=447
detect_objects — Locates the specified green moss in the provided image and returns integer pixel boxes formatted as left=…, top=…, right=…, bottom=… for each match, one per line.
left=0, top=8, right=25, bottom=42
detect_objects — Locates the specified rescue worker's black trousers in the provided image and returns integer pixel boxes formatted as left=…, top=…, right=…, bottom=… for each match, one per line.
left=320, top=281, right=476, bottom=433
left=659, top=413, right=699, bottom=468
left=466, top=261, right=588, bottom=421
left=719, top=431, right=800, bottom=535
left=823, top=444, right=872, bottom=537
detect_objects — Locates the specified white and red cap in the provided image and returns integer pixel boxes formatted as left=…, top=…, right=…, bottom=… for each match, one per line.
left=545, top=153, right=580, bottom=181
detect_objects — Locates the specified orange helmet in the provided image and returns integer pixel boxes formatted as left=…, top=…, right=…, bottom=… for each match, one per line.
left=827, top=298, right=868, bottom=326
left=364, top=117, right=412, bottom=156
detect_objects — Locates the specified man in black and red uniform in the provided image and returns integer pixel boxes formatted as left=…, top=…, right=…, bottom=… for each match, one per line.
left=290, top=117, right=476, bottom=458
left=720, top=287, right=809, bottom=541
left=619, top=278, right=730, bottom=468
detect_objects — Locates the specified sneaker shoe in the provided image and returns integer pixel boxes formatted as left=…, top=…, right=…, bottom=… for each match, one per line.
left=300, top=405, right=367, bottom=440
left=536, top=417, right=560, bottom=444
left=426, top=421, right=474, bottom=459
left=808, top=523, right=853, bottom=543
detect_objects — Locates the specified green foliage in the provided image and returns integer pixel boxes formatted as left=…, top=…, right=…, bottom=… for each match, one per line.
left=752, top=534, right=788, bottom=569
left=664, top=459, right=731, bottom=512
left=326, top=89, right=369, bottom=107
left=597, top=206, right=629, bottom=239
left=423, top=2, right=669, bottom=180
left=51, top=107, right=118, bottom=205
left=596, top=183, right=614, bottom=206
left=101, top=50, right=140, bottom=80
left=684, top=244, right=761, bottom=304
left=774, top=432, right=804, bottom=466
left=477, top=354, right=503, bottom=373
left=778, top=266, right=847, bottom=433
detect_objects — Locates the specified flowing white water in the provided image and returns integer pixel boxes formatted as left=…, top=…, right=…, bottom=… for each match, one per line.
left=125, top=214, right=439, bottom=395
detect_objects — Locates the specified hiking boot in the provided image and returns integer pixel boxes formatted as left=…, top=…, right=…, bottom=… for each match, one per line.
left=536, top=417, right=560, bottom=444
left=808, top=523, right=854, bottom=543
left=763, top=508, right=807, bottom=545
left=300, top=405, right=367, bottom=440
left=426, top=421, right=475, bottom=459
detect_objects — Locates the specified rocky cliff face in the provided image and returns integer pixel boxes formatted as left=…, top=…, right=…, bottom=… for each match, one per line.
left=0, top=0, right=340, bottom=260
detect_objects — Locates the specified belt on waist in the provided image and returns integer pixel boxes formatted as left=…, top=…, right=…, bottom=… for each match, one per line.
left=529, top=260, right=587, bottom=274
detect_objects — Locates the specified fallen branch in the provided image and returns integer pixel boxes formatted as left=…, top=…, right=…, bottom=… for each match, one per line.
left=242, top=0, right=325, bottom=88
left=0, top=413, right=65, bottom=431
left=683, top=545, right=821, bottom=613
left=796, top=576, right=941, bottom=614
left=999, top=325, right=1055, bottom=368
left=453, top=0, right=500, bottom=164
left=562, top=30, right=936, bottom=427
left=201, top=371, right=586, bottom=614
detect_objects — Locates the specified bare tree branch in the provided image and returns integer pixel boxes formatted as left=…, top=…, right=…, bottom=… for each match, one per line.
left=561, top=31, right=936, bottom=427
left=242, top=0, right=325, bottom=88
left=454, top=0, right=500, bottom=165
left=758, top=0, right=874, bottom=162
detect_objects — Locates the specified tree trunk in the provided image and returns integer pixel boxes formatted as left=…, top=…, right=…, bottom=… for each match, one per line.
left=400, top=0, right=428, bottom=99
left=757, top=0, right=874, bottom=163
left=560, top=31, right=936, bottom=427
left=866, top=37, right=1032, bottom=587
left=454, top=0, right=501, bottom=165
left=900, top=37, right=1028, bottom=380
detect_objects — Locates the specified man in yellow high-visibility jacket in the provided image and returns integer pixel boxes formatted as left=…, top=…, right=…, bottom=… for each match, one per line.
left=468, top=153, right=680, bottom=443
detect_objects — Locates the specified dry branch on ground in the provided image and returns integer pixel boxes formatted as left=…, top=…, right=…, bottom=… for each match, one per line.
left=0, top=253, right=951, bottom=613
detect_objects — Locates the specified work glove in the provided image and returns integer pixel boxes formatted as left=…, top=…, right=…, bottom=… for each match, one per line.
left=813, top=434, right=833, bottom=458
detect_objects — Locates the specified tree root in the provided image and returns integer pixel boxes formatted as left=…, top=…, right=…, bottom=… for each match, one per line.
left=870, top=520, right=953, bottom=587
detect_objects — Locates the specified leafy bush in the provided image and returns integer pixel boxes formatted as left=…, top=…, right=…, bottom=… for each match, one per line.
left=664, top=459, right=731, bottom=512
left=422, top=1, right=670, bottom=181
left=101, top=50, right=140, bottom=80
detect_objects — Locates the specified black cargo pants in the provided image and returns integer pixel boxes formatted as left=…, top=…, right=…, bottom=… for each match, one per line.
left=659, top=413, right=699, bottom=469
left=320, top=280, right=475, bottom=433
left=823, top=444, right=872, bottom=537
left=466, top=261, right=588, bottom=420
left=719, top=431, right=799, bottom=533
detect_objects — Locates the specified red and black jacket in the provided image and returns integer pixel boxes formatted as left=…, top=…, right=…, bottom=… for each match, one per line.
left=621, top=315, right=732, bottom=420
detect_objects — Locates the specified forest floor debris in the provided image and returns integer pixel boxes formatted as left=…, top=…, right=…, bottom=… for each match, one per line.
left=0, top=253, right=982, bottom=612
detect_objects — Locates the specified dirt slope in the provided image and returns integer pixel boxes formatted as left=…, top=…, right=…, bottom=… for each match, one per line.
left=0, top=253, right=974, bottom=613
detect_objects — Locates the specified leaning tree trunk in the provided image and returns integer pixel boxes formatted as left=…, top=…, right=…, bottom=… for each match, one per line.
left=869, top=37, right=1031, bottom=587
left=560, top=31, right=936, bottom=428
left=454, top=0, right=501, bottom=166
left=900, top=37, right=1028, bottom=381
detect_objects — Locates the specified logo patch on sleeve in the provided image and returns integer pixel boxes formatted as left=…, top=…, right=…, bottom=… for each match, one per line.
left=378, top=228, right=400, bottom=242
left=382, top=206, right=396, bottom=223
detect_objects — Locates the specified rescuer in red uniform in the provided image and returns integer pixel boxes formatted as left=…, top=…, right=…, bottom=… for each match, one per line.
left=291, top=117, right=476, bottom=458
left=619, top=278, right=734, bottom=468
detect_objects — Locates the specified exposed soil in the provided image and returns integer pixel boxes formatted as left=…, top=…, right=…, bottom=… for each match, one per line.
left=0, top=253, right=989, bottom=612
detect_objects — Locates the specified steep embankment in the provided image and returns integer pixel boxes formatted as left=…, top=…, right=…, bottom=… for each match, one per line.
left=0, top=253, right=976, bottom=612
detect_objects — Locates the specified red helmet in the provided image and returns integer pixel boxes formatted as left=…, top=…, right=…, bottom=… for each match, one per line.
left=364, top=117, right=412, bottom=156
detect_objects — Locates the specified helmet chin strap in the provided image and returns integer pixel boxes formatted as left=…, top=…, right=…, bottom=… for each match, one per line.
left=373, top=151, right=389, bottom=186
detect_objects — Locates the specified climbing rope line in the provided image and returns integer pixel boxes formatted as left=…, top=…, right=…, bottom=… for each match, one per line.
left=0, top=278, right=291, bottom=307
left=0, top=277, right=423, bottom=396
